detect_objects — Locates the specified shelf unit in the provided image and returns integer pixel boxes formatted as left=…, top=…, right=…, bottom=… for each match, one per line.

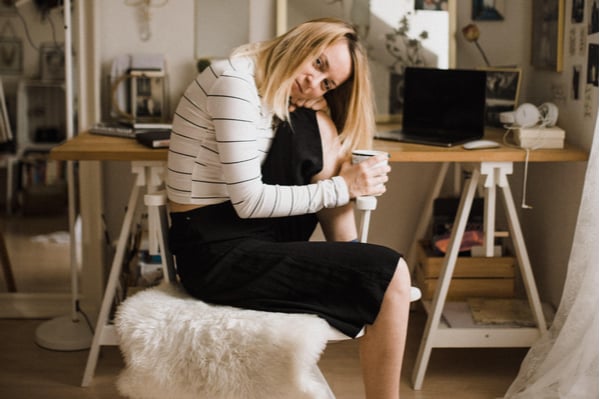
left=16, top=80, right=66, bottom=156
left=410, top=162, right=548, bottom=390
left=419, top=300, right=549, bottom=346
left=12, top=80, right=67, bottom=213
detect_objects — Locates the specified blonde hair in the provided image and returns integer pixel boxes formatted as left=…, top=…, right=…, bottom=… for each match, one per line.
left=233, top=18, right=375, bottom=155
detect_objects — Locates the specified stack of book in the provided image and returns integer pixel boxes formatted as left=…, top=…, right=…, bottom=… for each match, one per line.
left=89, top=120, right=171, bottom=148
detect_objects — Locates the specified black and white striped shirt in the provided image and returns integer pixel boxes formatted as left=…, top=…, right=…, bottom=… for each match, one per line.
left=167, top=56, right=349, bottom=218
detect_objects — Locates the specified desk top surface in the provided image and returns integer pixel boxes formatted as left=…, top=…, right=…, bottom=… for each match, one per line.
left=50, top=129, right=588, bottom=163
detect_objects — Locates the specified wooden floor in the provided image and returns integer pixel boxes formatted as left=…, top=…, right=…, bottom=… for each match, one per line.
left=0, top=212, right=71, bottom=293
left=0, top=212, right=528, bottom=399
left=0, top=310, right=528, bottom=399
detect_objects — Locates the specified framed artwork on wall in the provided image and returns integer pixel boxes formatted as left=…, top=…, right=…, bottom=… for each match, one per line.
left=0, top=37, right=22, bottom=74
left=472, top=0, right=505, bottom=21
left=480, top=67, right=522, bottom=127
left=531, top=0, right=565, bottom=72
left=39, top=43, right=65, bottom=81
left=414, top=0, right=449, bottom=11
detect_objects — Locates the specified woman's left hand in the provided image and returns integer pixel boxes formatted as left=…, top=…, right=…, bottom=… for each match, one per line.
left=289, top=96, right=329, bottom=113
left=339, top=155, right=391, bottom=199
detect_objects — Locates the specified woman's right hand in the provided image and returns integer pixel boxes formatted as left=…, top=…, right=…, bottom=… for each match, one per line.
left=339, top=154, right=391, bottom=198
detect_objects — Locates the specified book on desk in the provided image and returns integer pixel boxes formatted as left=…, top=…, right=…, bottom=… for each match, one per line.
left=90, top=121, right=171, bottom=148
left=135, top=130, right=171, bottom=148
left=121, top=120, right=172, bottom=131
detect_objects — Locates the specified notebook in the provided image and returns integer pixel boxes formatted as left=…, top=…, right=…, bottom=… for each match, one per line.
left=89, top=122, right=137, bottom=138
left=136, top=129, right=171, bottom=148
left=90, top=121, right=172, bottom=139
left=376, top=67, right=487, bottom=147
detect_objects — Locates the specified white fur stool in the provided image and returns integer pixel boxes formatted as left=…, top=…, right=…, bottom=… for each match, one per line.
left=114, top=192, right=420, bottom=399
left=115, top=283, right=340, bottom=399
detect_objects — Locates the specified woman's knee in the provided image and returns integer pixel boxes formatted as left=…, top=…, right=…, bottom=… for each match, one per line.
left=387, top=257, right=411, bottom=299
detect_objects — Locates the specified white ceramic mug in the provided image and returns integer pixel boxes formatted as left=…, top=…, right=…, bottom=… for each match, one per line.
left=351, top=149, right=389, bottom=168
left=351, top=149, right=389, bottom=196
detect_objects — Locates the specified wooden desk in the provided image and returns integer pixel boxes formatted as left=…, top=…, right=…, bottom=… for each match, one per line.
left=50, top=130, right=587, bottom=163
left=50, top=132, right=167, bottom=161
left=51, top=131, right=587, bottom=388
left=52, top=130, right=586, bottom=278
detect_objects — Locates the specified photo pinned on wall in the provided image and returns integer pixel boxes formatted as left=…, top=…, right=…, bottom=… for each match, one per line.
left=572, top=0, right=584, bottom=24
left=39, top=43, right=65, bottom=81
left=472, top=0, right=504, bottom=21
left=414, top=0, right=448, bottom=11
left=568, top=27, right=576, bottom=56
left=0, top=37, right=22, bottom=74
left=583, top=85, right=594, bottom=117
left=589, top=0, right=599, bottom=34
left=480, top=67, right=521, bottom=127
left=587, top=43, right=598, bottom=87
left=578, top=26, right=587, bottom=56
left=572, top=65, right=582, bottom=100
left=531, top=0, right=565, bottom=72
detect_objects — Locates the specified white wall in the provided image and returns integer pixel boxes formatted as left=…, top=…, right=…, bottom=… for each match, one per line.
left=98, top=1, right=197, bottom=119
left=90, top=0, right=596, bottom=309
left=97, top=0, right=277, bottom=239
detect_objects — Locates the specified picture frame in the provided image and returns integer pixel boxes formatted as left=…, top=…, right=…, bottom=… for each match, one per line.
left=480, top=67, right=522, bottom=127
left=0, top=37, right=22, bottom=74
left=129, top=70, right=166, bottom=123
left=531, top=0, right=565, bottom=72
left=472, top=0, right=505, bottom=21
left=414, top=0, right=449, bottom=11
left=39, top=43, right=65, bottom=81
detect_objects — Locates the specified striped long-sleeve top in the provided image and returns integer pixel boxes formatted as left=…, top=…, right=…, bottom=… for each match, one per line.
left=166, top=56, right=350, bottom=218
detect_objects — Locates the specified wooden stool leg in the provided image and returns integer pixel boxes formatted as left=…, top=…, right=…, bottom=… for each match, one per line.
left=0, top=232, right=16, bottom=292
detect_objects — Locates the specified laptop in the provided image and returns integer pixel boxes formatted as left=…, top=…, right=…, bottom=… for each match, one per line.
left=376, top=67, right=487, bottom=147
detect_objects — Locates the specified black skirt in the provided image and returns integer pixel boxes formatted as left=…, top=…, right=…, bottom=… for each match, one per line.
left=169, top=108, right=401, bottom=337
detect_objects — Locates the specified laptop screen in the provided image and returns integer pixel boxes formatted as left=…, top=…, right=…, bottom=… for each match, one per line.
left=402, top=67, right=487, bottom=138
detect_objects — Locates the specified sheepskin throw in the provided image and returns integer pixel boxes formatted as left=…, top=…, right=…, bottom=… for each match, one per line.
left=115, top=283, right=336, bottom=399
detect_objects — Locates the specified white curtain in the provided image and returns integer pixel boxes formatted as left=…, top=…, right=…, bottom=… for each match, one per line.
left=504, top=119, right=599, bottom=398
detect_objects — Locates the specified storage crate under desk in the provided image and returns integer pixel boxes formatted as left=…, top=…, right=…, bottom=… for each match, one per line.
left=415, top=241, right=516, bottom=300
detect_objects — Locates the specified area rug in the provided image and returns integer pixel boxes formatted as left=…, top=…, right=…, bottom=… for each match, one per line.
left=115, top=283, right=335, bottom=399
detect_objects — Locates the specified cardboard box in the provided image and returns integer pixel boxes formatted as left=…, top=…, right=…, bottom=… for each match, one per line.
left=516, top=126, right=565, bottom=149
left=415, top=241, right=516, bottom=300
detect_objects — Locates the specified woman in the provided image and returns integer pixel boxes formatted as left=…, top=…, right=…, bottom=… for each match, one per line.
left=167, top=18, right=411, bottom=399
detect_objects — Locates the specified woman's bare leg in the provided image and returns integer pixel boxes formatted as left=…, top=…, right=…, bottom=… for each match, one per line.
left=313, top=110, right=411, bottom=397
left=360, top=258, right=411, bottom=399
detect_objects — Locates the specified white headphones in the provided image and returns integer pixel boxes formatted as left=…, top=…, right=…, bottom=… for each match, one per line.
left=499, top=102, right=559, bottom=128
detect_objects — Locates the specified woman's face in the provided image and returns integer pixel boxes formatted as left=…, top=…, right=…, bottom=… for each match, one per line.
left=290, top=40, right=352, bottom=104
